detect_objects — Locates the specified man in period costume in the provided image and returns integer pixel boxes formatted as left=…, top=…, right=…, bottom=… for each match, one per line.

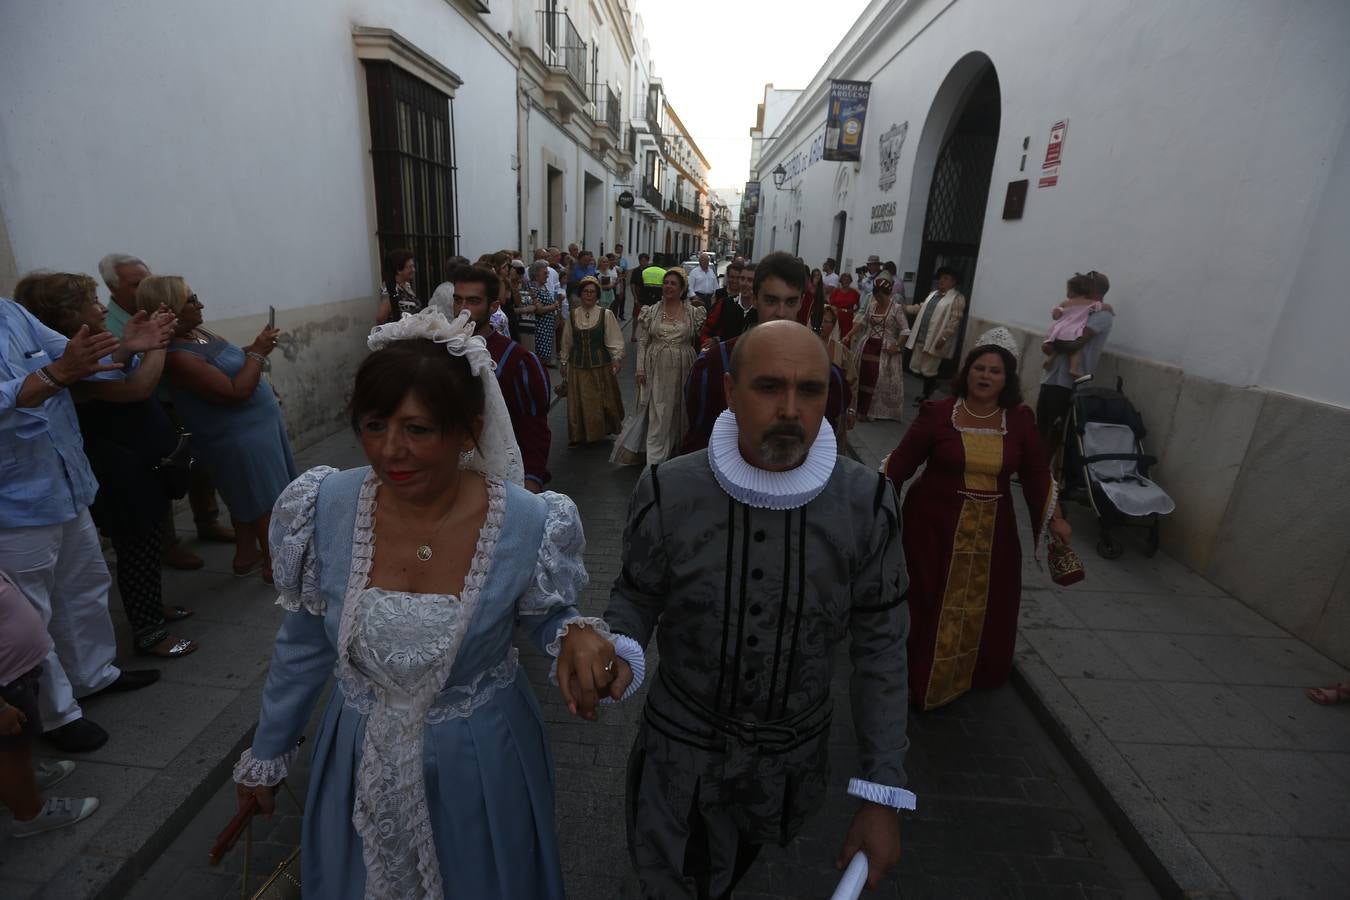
left=451, top=266, right=552, bottom=491
left=681, top=252, right=850, bottom=455
left=593, top=319, right=915, bottom=898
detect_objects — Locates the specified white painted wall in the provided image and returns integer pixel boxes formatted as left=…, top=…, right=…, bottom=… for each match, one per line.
left=752, top=0, right=1350, bottom=406
left=0, top=0, right=518, bottom=316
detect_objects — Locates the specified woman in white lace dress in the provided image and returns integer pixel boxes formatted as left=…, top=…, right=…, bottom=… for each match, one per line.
left=232, top=310, right=641, bottom=900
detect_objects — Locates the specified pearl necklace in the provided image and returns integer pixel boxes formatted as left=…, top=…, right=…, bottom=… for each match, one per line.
left=960, top=399, right=1002, bottom=419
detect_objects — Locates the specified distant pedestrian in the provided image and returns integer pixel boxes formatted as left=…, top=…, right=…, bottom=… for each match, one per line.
left=1041, top=272, right=1114, bottom=380
left=699, top=260, right=749, bottom=349
left=613, top=267, right=704, bottom=466
left=375, top=248, right=420, bottom=324
left=821, top=257, right=841, bottom=292
left=626, top=252, right=650, bottom=325
left=429, top=254, right=471, bottom=316
left=846, top=275, right=909, bottom=422
left=802, top=267, right=825, bottom=330
left=902, top=266, right=967, bottom=404
left=596, top=255, right=618, bottom=310
left=533, top=267, right=564, bottom=368
left=561, top=277, right=625, bottom=445
left=1035, top=270, right=1113, bottom=461
left=688, top=252, right=719, bottom=305
left=828, top=272, right=861, bottom=339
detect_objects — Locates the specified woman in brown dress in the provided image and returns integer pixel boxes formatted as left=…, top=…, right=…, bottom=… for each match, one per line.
left=560, top=277, right=625, bottom=445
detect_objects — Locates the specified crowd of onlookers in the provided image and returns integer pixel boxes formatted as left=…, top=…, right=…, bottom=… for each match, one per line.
left=2, top=254, right=295, bottom=836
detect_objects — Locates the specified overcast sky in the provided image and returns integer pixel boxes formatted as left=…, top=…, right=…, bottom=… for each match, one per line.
left=634, top=0, right=873, bottom=190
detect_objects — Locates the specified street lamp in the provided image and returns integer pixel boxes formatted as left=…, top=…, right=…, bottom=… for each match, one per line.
left=771, top=163, right=787, bottom=189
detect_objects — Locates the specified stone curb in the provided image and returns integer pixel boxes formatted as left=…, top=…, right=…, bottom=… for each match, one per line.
left=39, top=669, right=269, bottom=900
left=1010, top=648, right=1238, bottom=900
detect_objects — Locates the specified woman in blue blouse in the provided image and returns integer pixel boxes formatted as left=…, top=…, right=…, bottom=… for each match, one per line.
left=144, top=276, right=296, bottom=582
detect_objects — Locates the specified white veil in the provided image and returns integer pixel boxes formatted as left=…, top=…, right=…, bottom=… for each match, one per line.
left=367, top=308, right=525, bottom=486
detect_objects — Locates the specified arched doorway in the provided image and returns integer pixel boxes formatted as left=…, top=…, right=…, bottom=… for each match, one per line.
left=905, top=56, right=1001, bottom=373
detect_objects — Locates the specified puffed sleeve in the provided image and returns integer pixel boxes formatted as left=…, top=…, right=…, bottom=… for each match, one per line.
left=235, top=466, right=341, bottom=787
left=516, top=491, right=645, bottom=695
left=268, top=466, right=338, bottom=614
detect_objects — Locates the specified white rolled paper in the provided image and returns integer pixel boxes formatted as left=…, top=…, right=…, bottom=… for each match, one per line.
left=830, top=850, right=869, bottom=900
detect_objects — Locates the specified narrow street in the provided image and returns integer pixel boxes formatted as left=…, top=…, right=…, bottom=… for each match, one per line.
left=121, top=326, right=1156, bottom=900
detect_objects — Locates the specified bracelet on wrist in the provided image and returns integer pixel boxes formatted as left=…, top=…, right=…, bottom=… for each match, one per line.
left=246, top=351, right=268, bottom=364
left=37, top=365, right=68, bottom=389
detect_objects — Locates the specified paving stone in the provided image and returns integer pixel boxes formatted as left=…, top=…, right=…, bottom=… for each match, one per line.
left=1150, top=681, right=1301, bottom=749
left=1060, top=677, right=1202, bottom=744
left=1022, top=628, right=1137, bottom=680
left=1215, top=748, right=1350, bottom=838
left=1094, top=630, right=1219, bottom=682
left=1114, top=744, right=1293, bottom=836
left=1189, top=833, right=1348, bottom=900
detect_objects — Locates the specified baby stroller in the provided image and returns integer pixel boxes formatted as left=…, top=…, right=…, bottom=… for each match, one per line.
left=1060, top=377, right=1175, bottom=559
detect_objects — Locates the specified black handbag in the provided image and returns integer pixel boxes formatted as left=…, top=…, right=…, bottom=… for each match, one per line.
left=154, top=431, right=194, bottom=500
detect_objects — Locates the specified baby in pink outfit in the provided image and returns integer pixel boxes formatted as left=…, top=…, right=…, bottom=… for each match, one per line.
left=1043, top=277, right=1114, bottom=378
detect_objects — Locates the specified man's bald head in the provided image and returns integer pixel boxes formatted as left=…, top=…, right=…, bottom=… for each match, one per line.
left=729, top=320, right=829, bottom=382
left=725, top=320, right=831, bottom=471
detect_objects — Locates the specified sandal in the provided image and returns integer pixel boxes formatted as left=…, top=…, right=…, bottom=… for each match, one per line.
left=1305, top=682, right=1350, bottom=705
left=136, top=637, right=200, bottom=659
left=162, top=605, right=194, bottom=621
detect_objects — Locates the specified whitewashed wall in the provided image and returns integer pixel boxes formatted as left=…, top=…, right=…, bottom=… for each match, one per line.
left=754, top=0, right=1350, bottom=406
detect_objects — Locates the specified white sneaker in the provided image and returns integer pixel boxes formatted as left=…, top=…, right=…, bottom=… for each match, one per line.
left=11, top=796, right=100, bottom=838
left=34, top=760, right=76, bottom=792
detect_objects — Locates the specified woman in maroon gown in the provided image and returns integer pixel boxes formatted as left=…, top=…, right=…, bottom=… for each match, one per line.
left=884, top=328, right=1073, bottom=710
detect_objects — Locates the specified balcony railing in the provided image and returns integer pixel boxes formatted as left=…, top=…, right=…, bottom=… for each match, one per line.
left=644, top=99, right=666, bottom=153
left=538, top=9, right=588, bottom=95
left=663, top=199, right=704, bottom=228
left=641, top=178, right=662, bottom=209
left=589, top=83, right=620, bottom=134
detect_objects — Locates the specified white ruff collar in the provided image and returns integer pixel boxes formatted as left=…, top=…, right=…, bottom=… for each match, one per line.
left=708, top=410, right=837, bottom=510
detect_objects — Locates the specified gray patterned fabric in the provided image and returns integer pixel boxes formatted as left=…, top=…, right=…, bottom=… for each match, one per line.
left=606, top=449, right=911, bottom=891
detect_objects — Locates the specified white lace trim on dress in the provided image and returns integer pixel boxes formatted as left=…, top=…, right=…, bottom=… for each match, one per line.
left=708, top=410, right=837, bottom=510
left=336, top=471, right=505, bottom=900
left=233, top=746, right=299, bottom=787
left=269, top=465, right=338, bottom=614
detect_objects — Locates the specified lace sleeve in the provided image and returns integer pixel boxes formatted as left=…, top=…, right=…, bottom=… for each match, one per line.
left=517, top=492, right=613, bottom=681
left=268, top=466, right=338, bottom=614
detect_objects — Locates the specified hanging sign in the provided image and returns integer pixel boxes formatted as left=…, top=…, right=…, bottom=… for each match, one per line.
left=878, top=121, right=908, bottom=192
left=1038, top=119, right=1068, bottom=188
left=823, top=80, right=872, bottom=162
left=743, top=181, right=761, bottom=217
left=617, top=191, right=635, bottom=209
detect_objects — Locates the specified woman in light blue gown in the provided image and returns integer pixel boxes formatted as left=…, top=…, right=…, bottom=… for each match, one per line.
left=232, top=309, right=641, bottom=899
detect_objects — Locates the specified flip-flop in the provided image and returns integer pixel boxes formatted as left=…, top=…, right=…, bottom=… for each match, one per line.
left=163, top=606, right=194, bottom=621
left=136, top=637, right=200, bottom=659
left=1305, top=682, right=1350, bottom=705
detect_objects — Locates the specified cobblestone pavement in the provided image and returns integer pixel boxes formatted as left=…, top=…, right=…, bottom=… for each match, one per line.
left=124, top=327, right=1157, bottom=899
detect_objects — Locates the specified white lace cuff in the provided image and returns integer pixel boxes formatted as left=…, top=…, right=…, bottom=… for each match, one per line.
left=601, top=634, right=646, bottom=703
left=233, top=746, right=299, bottom=787
left=545, top=616, right=614, bottom=684
left=847, top=777, right=917, bottom=811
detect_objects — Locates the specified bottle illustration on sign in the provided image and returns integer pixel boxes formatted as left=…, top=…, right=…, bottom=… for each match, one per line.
left=826, top=98, right=842, bottom=150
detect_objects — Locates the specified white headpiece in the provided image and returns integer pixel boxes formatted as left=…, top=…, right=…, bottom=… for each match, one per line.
left=367, top=308, right=524, bottom=485
left=972, top=326, right=1020, bottom=364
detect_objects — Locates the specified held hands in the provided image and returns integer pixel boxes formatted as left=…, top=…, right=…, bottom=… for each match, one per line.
left=247, top=326, right=282, bottom=357
left=611, top=362, right=622, bottom=375
left=836, top=801, right=902, bottom=890
left=555, top=623, right=631, bottom=721
left=51, top=326, right=122, bottom=382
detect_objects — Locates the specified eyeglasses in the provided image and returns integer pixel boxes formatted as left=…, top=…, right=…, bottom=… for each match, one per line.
left=185, top=294, right=203, bottom=308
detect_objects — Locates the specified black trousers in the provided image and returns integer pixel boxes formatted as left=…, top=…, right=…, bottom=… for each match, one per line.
left=1035, top=384, right=1074, bottom=468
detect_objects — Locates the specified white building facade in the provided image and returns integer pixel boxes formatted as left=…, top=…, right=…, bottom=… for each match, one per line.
left=749, top=0, right=1350, bottom=663
left=0, top=1, right=689, bottom=449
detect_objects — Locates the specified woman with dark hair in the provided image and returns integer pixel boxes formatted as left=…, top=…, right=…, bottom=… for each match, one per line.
left=561, top=276, right=625, bottom=445
left=612, top=267, right=705, bottom=465
left=828, top=271, right=861, bottom=342
left=884, top=328, right=1073, bottom=710
left=234, top=308, right=637, bottom=900
left=14, top=273, right=200, bottom=658
left=845, top=275, right=909, bottom=422
left=375, top=248, right=420, bottom=324
left=801, top=267, right=825, bottom=331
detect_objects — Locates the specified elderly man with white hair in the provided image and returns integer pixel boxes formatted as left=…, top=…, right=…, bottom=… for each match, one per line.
left=688, top=252, right=719, bottom=306
left=98, top=254, right=235, bottom=570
